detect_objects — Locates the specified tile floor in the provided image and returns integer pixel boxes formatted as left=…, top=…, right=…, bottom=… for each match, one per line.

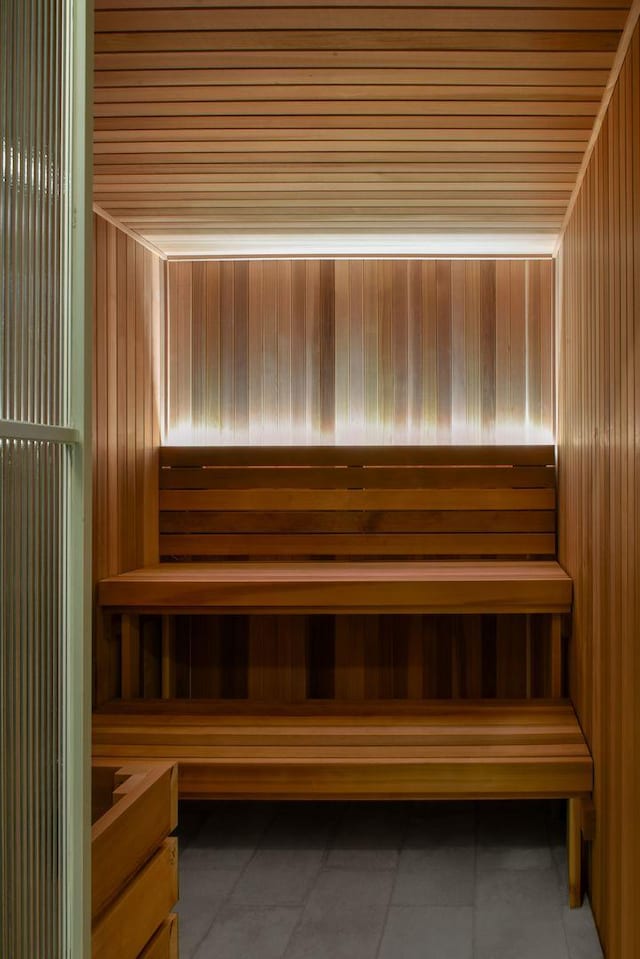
left=176, top=799, right=603, bottom=959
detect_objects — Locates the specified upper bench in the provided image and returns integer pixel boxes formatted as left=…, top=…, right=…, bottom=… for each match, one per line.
left=97, top=445, right=572, bottom=614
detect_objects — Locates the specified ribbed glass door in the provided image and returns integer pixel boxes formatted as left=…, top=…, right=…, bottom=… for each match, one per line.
left=0, top=1, right=90, bottom=956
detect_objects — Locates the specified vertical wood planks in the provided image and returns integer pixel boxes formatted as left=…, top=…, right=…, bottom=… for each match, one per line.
left=557, top=20, right=640, bottom=958
left=165, top=258, right=554, bottom=444
left=93, top=210, right=163, bottom=583
left=93, top=210, right=164, bottom=704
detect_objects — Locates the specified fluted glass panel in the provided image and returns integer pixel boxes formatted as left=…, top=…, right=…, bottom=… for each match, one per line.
left=0, top=1, right=82, bottom=957
left=1, top=0, right=69, bottom=426
left=0, top=440, right=69, bottom=958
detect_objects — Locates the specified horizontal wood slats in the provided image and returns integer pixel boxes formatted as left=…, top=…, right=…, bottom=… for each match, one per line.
left=160, top=510, right=556, bottom=533
left=97, top=561, right=572, bottom=614
left=166, top=259, right=555, bottom=445
left=91, top=838, right=178, bottom=959
left=159, top=533, right=557, bottom=557
left=159, top=445, right=555, bottom=467
left=159, top=489, right=556, bottom=511
left=157, top=446, right=557, bottom=560
left=556, top=18, right=640, bottom=957
left=93, top=3, right=632, bottom=251
left=159, top=466, right=555, bottom=490
left=92, top=701, right=593, bottom=800
left=91, top=763, right=177, bottom=920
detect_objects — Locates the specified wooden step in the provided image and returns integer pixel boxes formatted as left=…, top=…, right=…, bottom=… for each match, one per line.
left=97, top=560, right=572, bottom=614
left=93, top=700, right=592, bottom=801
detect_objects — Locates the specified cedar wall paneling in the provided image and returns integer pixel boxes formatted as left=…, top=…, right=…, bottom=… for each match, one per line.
left=166, top=258, right=553, bottom=444
left=557, top=22, right=640, bottom=959
left=164, top=611, right=558, bottom=705
left=93, top=211, right=165, bottom=585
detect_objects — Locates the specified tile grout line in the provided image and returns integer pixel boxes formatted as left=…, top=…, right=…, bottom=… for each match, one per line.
left=371, top=801, right=412, bottom=959
left=280, top=801, right=345, bottom=959
left=190, top=802, right=279, bottom=959
left=472, top=800, right=478, bottom=959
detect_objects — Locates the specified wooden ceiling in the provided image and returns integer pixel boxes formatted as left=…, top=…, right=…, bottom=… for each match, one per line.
left=94, top=1, right=632, bottom=256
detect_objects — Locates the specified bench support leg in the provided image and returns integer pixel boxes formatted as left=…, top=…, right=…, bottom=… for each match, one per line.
left=548, top=613, right=563, bottom=697
left=161, top=615, right=176, bottom=700
left=567, top=797, right=584, bottom=908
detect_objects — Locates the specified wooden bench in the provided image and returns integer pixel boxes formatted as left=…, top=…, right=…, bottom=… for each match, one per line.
left=93, top=445, right=592, bottom=907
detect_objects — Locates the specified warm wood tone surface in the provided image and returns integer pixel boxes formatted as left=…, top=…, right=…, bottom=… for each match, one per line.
left=91, top=763, right=177, bottom=920
left=92, top=838, right=178, bottom=959
left=138, top=917, right=178, bottom=959
left=93, top=210, right=164, bottom=582
left=158, top=445, right=557, bottom=559
left=557, top=19, right=640, bottom=957
left=166, top=259, right=554, bottom=444
left=102, top=610, right=566, bottom=704
left=93, top=2, right=632, bottom=252
left=92, top=700, right=592, bottom=800
left=91, top=762, right=178, bottom=959
left=97, top=445, right=569, bottom=702
left=98, top=560, right=572, bottom=614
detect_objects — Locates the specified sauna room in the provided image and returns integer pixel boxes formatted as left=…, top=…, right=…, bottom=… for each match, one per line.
left=1, top=2, right=639, bottom=959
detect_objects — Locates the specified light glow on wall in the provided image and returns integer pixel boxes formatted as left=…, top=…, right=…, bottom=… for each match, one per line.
left=164, top=257, right=556, bottom=448
left=152, top=232, right=556, bottom=260
left=164, top=419, right=554, bottom=448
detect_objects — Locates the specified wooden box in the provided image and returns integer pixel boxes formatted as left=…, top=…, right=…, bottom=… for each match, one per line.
left=91, top=762, right=179, bottom=959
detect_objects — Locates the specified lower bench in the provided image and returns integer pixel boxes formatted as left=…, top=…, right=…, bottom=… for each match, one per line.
left=93, top=700, right=592, bottom=907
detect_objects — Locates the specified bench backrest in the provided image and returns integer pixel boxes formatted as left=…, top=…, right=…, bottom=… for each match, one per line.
left=158, top=445, right=556, bottom=561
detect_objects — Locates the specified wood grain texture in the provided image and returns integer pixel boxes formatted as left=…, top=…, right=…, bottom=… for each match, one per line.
left=91, top=763, right=177, bottom=920
left=97, top=560, right=572, bottom=614
left=92, top=3, right=632, bottom=251
left=93, top=209, right=164, bottom=583
left=137, top=916, right=178, bottom=959
left=156, top=445, right=557, bottom=559
left=557, top=20, right=640, bottom=958
left=97, top=445, right=568, bottom=700
left=165, top=259, right=554, bottom=444
left=92, top=838, right=178, bottom=959
left=91, top=700, right=593, bottom=800
left=152, top=611, right=562, bottom=705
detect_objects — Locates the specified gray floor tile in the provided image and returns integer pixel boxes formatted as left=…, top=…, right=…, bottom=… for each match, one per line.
left=379, top=905, right=473, bottom=959
left=475, top=914, right=570, bottom=959
left=229, top=805, right=333, bottom=906
left=477, top=843, right=552, bottom=872
left=551, top=841, right=570, bottom=900
left=260, top=802, right=338, bottom=847
left=477, top=800, right=552, bottom=872
left=392, top=845, right=475, bottom=906
left=185, top=802, right=275, bottom=871
left=404, top=801, right=476, bottom=849
left=283, top=869, right=394, bottom=959
left=175, top=800, right=602, bottom=959
left=177, top=869, right=242, bottom=959
left=229, top=847, right=326, bottom=907
left=193, top=905, right=300, bottom=959
left=563, top=901, right=605, bottom=959
left=327, top=803, right=404, bottom=871
left=476, top=867, right=564, bottom=920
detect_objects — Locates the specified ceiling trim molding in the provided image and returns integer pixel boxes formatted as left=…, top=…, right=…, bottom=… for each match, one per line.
left=166, top=253, right=555, bottom=263
left=92, top=202, right=168, bottom=259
